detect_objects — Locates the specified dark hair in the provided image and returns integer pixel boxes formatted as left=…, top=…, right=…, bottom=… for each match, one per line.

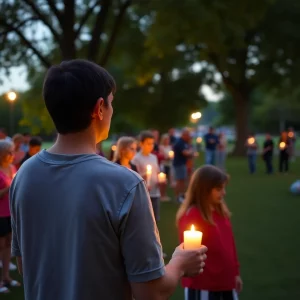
left=139, top=131, right=155, bottom=142
left=29, top=136, right=42, bottom=147
left=43, top=59, right=116, bottom=134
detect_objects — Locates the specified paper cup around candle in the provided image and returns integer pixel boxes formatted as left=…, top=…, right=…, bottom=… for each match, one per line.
left=184, top=225, right=203, bottom=250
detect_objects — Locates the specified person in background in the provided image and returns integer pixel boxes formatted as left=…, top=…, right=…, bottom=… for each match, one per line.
left=262, top=133, right=274, bottom=174
left=173, top=129, right=194, bottom=203
left=177, top=165, right=242, bottom=300
left=10, top=60, right=207, bottom=300
left=168, top=128, right=177, bottom=146
left=132, top=131, right=161, bottom=222
left=159, top=134, right=172, bottom=201
left=12, top=134, right=25, bottom=170
left=216, top=132, right=227, bottom=170
left=19, top=136, right=42, bottom=166
left=287, top=127, right=296, bottom=162
left=0, top=129, right=11, bottom=142
left=245, top=133, right=258, bottom=174
left=0, top=140, right=21, bottom=293
left=204, top=127, right=218, bottom=165
left=20, top=133, right=31, bottom=153
left=278, top=131, right=290, bottom=174
left=114, top=136, right=138, bottom=172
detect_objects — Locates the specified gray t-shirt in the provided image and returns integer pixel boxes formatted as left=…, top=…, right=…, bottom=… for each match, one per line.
left=132, top=152, right=160, bottom=198
left=10, top=150, right=165, bottom=300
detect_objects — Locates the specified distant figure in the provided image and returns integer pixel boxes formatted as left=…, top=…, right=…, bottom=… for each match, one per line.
left=278, top=131, right=290, bottom=174
left=204, top=127, right=218, bottom=165
left=12, top=134, right=25, bottom=169
left=113, top=136, right=138, bottom=172
left=20, top=133, right=31, bottom=153
left=19, top=136, right=42, bottom=166
left=262, top=134, right=274, bottom=174
left=216, top=132, right=227, bottom=170
left=173, top=129, right=193, bottom=203
left=245, top=134, right=258, bottom=174
left=168, top=128, right=177, bottom=146
left=287, top=127, right=296, bottom=162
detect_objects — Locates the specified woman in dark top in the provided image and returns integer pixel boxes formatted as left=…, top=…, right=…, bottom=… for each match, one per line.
left=113, top=137, right=138, bottom=173
left=278, top=131, right=291, bottom=174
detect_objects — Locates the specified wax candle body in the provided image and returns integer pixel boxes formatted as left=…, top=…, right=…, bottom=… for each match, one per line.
left=184, top=225, right=203, bottom=250
left=146, top=164, right=152, bottom=186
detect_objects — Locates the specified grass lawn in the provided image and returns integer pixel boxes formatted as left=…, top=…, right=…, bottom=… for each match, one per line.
left=5, top=153, right=300, bottom=299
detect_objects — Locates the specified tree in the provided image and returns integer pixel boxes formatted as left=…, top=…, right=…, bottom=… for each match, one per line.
left=144, top=0, right=300, bottom=155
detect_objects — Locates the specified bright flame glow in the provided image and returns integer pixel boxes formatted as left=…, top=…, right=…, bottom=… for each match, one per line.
left=7, top=91, right=17, bottom=101
left=196, top=137, right=202, bottom=143
left=111, top=145, right=117, bottom=151
left=191, top=112, right=202, bottom=120
left=191, top=224, right=195, bottom=231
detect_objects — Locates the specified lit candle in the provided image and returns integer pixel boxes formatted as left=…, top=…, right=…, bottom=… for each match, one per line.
left=184, top=225, right=203, bottom=250
left=279, top=142, right=286, bottom=150
left=111, top=145, right=117, bottom=151
left=158, top=172, right=166, bottom=184
left=168, top=150, right=174, bottom=159
left=146, top=164, right=152, bottom=186
left=196, top=137, right=202, bottom=144
left=248, top=137, right=255, bottom=145
left=288, top=132, right=294, bottom=138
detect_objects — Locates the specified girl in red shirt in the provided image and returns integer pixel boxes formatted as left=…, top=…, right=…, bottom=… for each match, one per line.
left=177, top=165, right=242, bottom=300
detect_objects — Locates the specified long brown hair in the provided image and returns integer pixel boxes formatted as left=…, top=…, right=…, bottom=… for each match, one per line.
left=176, top=165, right=231, bottom=225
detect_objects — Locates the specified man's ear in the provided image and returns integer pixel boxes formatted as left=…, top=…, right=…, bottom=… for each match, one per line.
left=92, top=98, right=104, bottom=120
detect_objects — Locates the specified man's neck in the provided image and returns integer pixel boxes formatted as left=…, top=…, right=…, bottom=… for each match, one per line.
left=48, top=130, right=97, bottom=155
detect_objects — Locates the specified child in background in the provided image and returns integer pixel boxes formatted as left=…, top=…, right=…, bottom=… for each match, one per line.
left=113, top=136, right=138, bottom=172
left=132, top=131, right=161, bottom=222
left=177, top=165, right=242, bottom=300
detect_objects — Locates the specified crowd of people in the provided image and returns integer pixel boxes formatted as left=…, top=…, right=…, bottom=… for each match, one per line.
left=1, top=59, right=298, bottom=299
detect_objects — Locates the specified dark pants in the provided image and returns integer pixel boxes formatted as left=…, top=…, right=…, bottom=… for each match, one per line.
left=264, top=155, right=273, bottom=174
left=247, top=154, right=256, bottom=174
left=184, top=288, right=238, bottom=300
left=279, top=151, right=289, bottom=173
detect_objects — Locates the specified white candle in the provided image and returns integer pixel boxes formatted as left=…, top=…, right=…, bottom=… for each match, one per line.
left=168, top=150, right=174, bottom=159
left=184, top=225, right=203, bottom=250
left=146, top=164, right=152, bottom=186
left=158, top=172, right=166, bottom=184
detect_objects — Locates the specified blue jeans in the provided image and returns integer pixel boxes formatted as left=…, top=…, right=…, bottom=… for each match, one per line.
left=205, top=150, right=216, bottom=165
left=216, top=150, right=226, bottom=170
left=248, top=154, right=257, bottom=174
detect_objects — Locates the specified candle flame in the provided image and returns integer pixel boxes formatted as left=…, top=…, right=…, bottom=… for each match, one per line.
left=279, top=142, right=286, bottom=149
left=111, top=145, right=117, bottom=151
left=146, top=164, right=152, bottom=171
left=191, top=224, right=195, bottom=231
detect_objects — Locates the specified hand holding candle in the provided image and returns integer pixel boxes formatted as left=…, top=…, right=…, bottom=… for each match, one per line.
left=184, top=225, right=203, bottom=250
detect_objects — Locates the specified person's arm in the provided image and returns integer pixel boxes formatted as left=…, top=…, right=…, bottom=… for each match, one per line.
left=0, top=176, right=9, bottom=197
left=119, top=182, right=207, bottom=300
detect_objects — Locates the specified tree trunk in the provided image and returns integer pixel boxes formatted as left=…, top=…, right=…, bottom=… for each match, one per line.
left=232, top=90, right=250, bottom=156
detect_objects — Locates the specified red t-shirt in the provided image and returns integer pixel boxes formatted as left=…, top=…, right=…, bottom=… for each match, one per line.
left=0, top=165, right=16, bottom=217
left=178, top=206, right=240, bottom=291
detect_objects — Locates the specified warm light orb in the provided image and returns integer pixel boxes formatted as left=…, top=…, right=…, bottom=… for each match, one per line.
left=191, top=112, right=202, bottom=120
left=7, top=91, right=17, bottom=102
left=111, top=145, right=117, bottom=151
left=191, top=224, right=195, bottom=231
left=279, top=142, right=286, bottom=149
left=146, top=164, right=152, bottom=172
left=248, top=137, right=255, bottom=145
left=196, top=137, right=202, bottom=143
left=288, top=132, right=294, bottom=138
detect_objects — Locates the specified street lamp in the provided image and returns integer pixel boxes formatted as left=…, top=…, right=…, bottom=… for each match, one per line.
left=190, top=111, right=202, bottom=152
left=6, top=91, right=18, bottom=136
left=191, top=111, right=202, bottom=121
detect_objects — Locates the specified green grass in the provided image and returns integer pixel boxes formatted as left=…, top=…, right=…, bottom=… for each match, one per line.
left=5, top=154, right=300, bottom=299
